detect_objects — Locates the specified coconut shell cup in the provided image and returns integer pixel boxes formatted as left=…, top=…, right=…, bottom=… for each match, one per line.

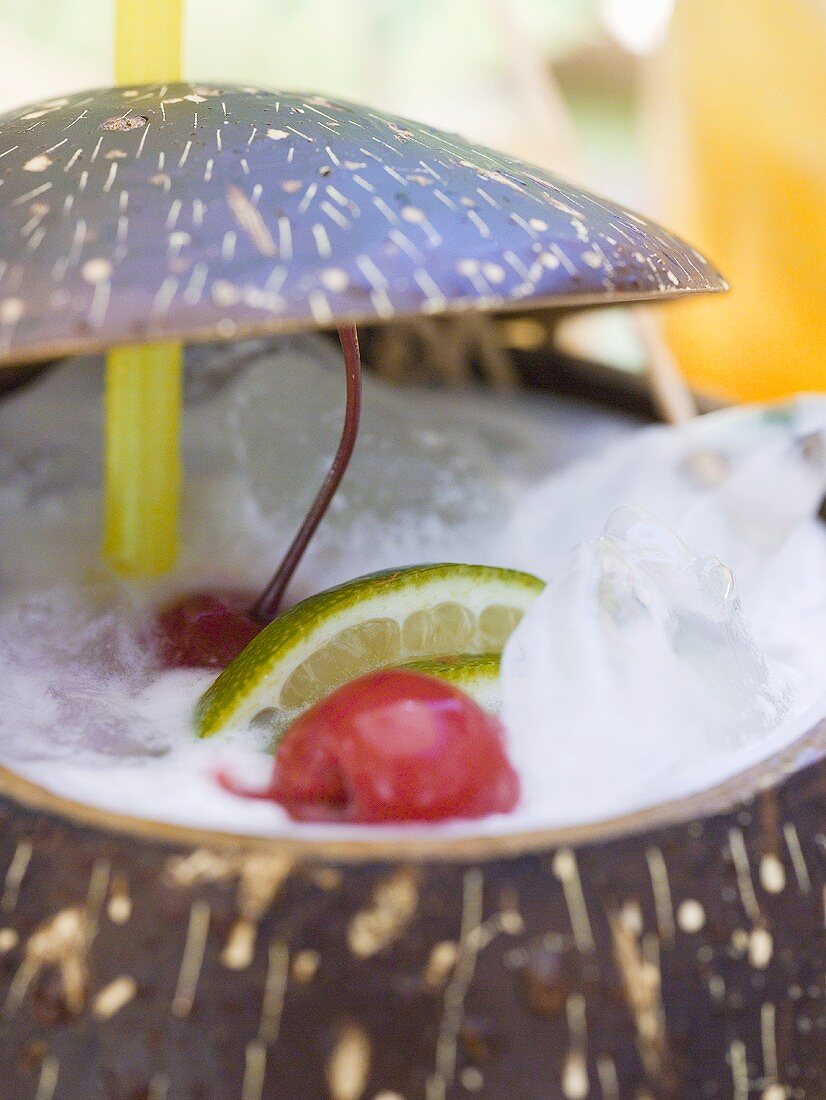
left=0, top=85, right=823, bottom=1100
left=0, top=84, right=724, bottom=366
left=0, top=726, right=824, bottom=1100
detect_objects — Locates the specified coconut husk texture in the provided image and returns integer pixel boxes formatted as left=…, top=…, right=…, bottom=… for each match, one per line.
left=0, top=714, right=822, bottom=1100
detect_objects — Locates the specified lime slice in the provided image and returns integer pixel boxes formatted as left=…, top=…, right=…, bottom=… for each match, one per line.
left=396, top=654, right=502, bottom=713
left=195, top=563, right=542, bottom=739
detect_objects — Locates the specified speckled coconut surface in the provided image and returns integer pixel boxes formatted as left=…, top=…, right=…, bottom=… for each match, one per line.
left=0, top=83, right=725, bottom=365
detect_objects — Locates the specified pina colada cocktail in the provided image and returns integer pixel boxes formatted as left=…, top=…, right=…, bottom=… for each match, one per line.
left=5, top=82, right=815, bottom=837
left=2, top=339, right=825, bottom=835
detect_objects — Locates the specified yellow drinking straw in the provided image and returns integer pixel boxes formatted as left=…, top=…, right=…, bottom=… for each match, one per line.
left=104, top=0, right=185, bottom=576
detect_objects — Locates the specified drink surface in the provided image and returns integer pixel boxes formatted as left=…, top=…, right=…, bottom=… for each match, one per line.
left=1, top=337, right=825, bottom=837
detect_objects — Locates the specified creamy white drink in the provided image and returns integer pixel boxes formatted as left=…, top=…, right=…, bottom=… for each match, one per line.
left=1, top=337, right=824, bottom=837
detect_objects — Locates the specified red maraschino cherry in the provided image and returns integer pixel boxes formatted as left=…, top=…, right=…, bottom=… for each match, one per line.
left=219, top=669, right=520, bottom=824
left=154, top=590, right=262, bottom=670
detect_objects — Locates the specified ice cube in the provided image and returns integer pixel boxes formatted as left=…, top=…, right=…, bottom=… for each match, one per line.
left=681, top=423, right=826, bottom=583
left=495, top=396, right=826, bottom=584
left=501, top=507, right=791, bottom=822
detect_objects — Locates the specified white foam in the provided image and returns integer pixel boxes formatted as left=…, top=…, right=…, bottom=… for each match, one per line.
left=1, top=343, right=824, bottom=838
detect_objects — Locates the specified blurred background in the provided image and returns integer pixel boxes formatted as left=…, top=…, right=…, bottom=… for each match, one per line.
left=0, top=0, right=823, bottom=403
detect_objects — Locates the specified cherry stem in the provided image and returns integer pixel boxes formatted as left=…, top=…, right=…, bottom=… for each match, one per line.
left=250, top=325, right=363, bottom=623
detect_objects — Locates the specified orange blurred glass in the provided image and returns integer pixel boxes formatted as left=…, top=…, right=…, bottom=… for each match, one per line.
left=648, top=0, right=826, bottom=402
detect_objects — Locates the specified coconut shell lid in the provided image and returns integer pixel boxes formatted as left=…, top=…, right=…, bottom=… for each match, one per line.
left=0, top=83, right=726, bottom=367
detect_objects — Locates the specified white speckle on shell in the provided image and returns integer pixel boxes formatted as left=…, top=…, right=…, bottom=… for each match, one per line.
left=619, top=900, right=643, bottom=935
left=326, top=1023, right=371, bottom=1100
left=552, top=849, right=576, bottom=881
left=749, top=926, right=773, bottom=970
left=499, top=908, right=524, bottom=934
left=731, top=928, right=749, bottom=954
left=460, top=1067, right=484, bottom=1092
left=291, top=948, right=321, bottom=984
left=82, top=258, right=113, bottom=284
left=401, top=205, right=426, bottom=224
left=348, top=870, right=418, bottom=959
left=220, top=920, right=255, bottom=971
left=212, top=280, right=241, bottom=307
left=23, top=154, right=52, bottom=173
left=168, top=231, right=191, bottom=250
left=761, top=1086, right=788, bottom=1100
left=0, top=298, right=24, bottom=324
left=93, top=975, right=137, bottom=1019
left=561, top=1052, right=589, bottom=1099
left=759, top=854, right=786, bottom=894
left=320, top=267, right=350, bottom=293
left=676, top=899, right=706, bottom=934
left=0, top=928, right=19, bottom=953
left=424, top=941, right=458, bottom=989
left=481, top=262, right=506, bottom=284
left=107, top=894, right=132, bottom=925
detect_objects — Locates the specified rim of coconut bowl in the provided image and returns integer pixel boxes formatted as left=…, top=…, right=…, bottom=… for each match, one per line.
left=2, top=398, right=824, bottom=862
left=0, top=711, right=823, bottom=862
